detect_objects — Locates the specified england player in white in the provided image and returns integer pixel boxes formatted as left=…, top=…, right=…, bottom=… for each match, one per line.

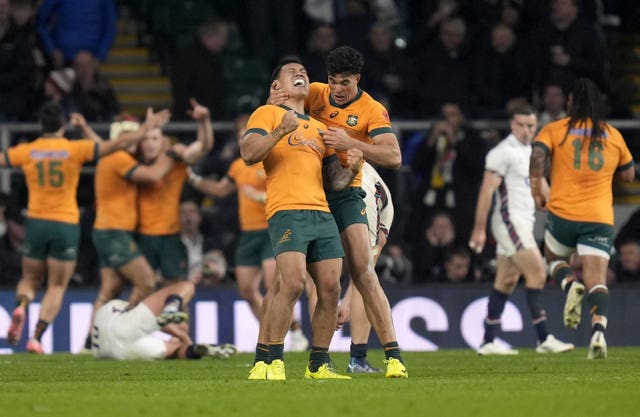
left=92, top=281, right=236, bottom=360
left=469, top=105, right=574, bottom=355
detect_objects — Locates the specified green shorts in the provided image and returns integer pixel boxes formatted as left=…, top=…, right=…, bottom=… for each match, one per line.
left=267, top=210, right=344, bottom=262
left=235, top=229, right=274, bottom=267
left=137, top=233, right=188, bottom=279
left=23, top=218, right=80, bottom=261
left=92, top=229, right=142, bottom=269
left=546, top=211, right=615, bottom=254
left=326, top=187, right=368, bottom=232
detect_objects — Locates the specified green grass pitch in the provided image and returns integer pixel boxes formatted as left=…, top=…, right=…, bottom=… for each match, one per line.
left=2, top=348, right=640, bottom=417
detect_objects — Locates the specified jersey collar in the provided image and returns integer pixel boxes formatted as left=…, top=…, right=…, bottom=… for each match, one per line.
left=329, top=88, right=363, bottom=109
left=278, top=105, right=310, bottom=120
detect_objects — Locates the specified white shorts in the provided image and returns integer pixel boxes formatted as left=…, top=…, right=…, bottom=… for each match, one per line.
left=364, top=188, right=394, bottom=250
left=92, top=300, right=166, bottom=360
left=491, top=218, right=538, bottom=257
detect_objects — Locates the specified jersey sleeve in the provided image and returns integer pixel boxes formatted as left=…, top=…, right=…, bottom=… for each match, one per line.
left=484, top=146, right=509, bottom=176
left=367, top=101, right=393, bottom=138
left=612, top=128, right=634, bottom=169
left=245, top=105, right=278, bottom=137
left=5, top=144, right=29, bottom=168
left=113, top=152, right=140, bottom=178
left=533, top=124, right=553, bottom=155
left=74, top=140, right=98, bottom=164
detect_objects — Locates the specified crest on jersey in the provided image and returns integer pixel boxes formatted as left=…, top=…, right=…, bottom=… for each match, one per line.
left=346, top=115, right=359, bottom=126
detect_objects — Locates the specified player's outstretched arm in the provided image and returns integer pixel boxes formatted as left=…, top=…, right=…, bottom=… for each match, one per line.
left=98, top=108, right=171, bottom=157
left=70, top=113, right=102, bottom=142
left=469, top=170, right=502, bottom=254
left=323, top=148, right=363, bottom=191
left=241, top=110, right=298, bottom=165
left=186, top=167, right=236, bottom=198
left=181, top=99, right=214, bottom=165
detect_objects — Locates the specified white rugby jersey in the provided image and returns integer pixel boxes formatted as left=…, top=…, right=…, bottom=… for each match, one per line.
left=485, top=134, right=535, bottom=225
left=361, top=162, right=394, bottom=244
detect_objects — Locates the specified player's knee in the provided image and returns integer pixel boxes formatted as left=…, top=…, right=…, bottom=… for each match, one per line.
left=280, top=275, right=306, bottom=299
left=238, top=285, right=259, bottom=301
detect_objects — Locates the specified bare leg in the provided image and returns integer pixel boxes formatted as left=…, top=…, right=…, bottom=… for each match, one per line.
left=307, top=258, right=342, bottom=348
left=341, top=223, right=397, bottom=345
left=118, top=256, right=156, bottom=306
left=236, top=265, right=264, bottom=319
left=142, top=281, right=195, bottom=315
left=266, top=252, right=307, bottom=344
left=16, top=257, right=46, bottom=303
left=38, top=258, right=76, bottom=323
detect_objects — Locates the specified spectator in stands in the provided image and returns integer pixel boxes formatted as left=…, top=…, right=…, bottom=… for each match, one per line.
left=68, top=50, right=120, bottom=121
left=533, top=0, right=608, bottom=93
left=171, top=17, right=229, bottom=121
left=334, top=0, right=375, bottom=53
left=439, top=245, right=474, bottom=283
left=0, top=200, right=25, bottom=286
left=406, top=0, right=462, bottom=54
left=472, top=22, right=531, bottom=118
left=410, top=17, right=472, bottom=116
left=301, top=23, right=337, bottom=83
left=611, top=239, right=640, bottom=284
left=538, top=83, right=567, bottom=126
left=376, top=244, right=412, bottom=285
left=361, top=21, right=412, bottom=118
left=179, top=200, right=220, bottom=284
left=37, top=0, right=116, bottom=67
left=411, top=210, right=456, bottom=284
left=410, top=103, right=487, bottom=244
left=0, top=0, right=33, bottom=121
left=10, top=0, right=46, bottom=120
left=244, top=0, right=298, bottom=68
left=43, top=67, right=76, bottom=113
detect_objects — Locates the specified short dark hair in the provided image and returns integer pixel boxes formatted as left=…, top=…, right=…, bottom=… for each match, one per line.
left=325, top=46, right=364, bottom=76
left=271, top=56, right=304, bottom=81
left=39, top=102, right=65, bottom=133
left=510, top=103, right=538, bottom=119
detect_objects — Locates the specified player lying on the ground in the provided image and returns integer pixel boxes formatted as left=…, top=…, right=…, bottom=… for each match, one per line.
left=91, top=280, right=236, bottom=360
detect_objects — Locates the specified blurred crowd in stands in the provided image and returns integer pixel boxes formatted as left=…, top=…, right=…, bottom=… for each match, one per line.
left=1, top=0, right=639, bottom=287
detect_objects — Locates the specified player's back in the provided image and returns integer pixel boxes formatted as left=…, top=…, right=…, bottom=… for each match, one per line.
left=5, top=137, right=97, bottom=223
left=137, top=162, right=187, bottom=235
left=227, top=158, right=268, bottom=231
left=535, top=118, right=633, bottom=224
left=92, top=299, right=130, bottom=359
left=94, top=151, right=139, bottom=231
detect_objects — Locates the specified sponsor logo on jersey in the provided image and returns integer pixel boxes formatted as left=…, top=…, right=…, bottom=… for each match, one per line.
left=287, top=132, right=323, bottom=154
left=312, top=106, right=325, bottom=116
left=329, top=111, right=339, bottom=118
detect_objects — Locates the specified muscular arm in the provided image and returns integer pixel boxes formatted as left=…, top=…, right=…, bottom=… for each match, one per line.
left=128, top=152, right=175, bottom=184
left=615, top=165, right=636, bottom=183
left=529, top=145, right=547, bottom=197
left=181, top=115, right=214, bottom=165
left=193, top=176, right=236, bottom=198
left=469, top=171, right=502, bottom=253
left=322, top=149, right=363, bottom=192
left=0, top=152, right=7, bottom=167
left=322, top=129, right=402, bottom=169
